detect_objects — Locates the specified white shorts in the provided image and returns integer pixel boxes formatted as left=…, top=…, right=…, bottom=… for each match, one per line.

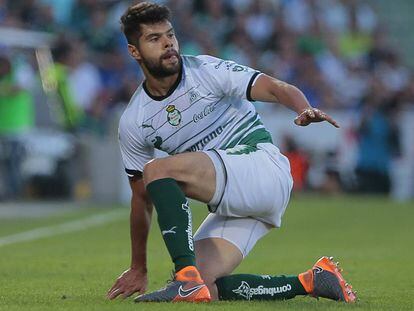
left=194, top=143, right=293, bottom=257
left=193, top=214, right=272, bottom=257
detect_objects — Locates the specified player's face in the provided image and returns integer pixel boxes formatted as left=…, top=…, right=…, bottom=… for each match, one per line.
left=128, top=21, right=181, bottom=78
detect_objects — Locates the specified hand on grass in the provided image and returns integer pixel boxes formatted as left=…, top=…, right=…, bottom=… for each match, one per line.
left=107, top=268, right=148, bottom=300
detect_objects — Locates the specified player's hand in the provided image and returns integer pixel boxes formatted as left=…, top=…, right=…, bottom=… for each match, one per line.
left=107, top=268, right=148, bottom=300
left=294, top=108, right=340, bottom=128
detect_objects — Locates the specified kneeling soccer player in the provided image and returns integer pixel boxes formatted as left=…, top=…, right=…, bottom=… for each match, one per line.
left=107, top=1, right=356, bottom=303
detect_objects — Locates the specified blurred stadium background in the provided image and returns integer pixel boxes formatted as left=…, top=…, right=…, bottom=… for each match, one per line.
left=1, top=1, right=414, bottom=310
left=1, top=0, right=414, bottom=203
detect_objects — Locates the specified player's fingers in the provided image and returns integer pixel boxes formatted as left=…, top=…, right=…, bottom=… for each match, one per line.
left=107, top=287, right=118, bottom=299
left=121, top=286, right=143, bottom=299
left=326, top=117, right=340, bottom=128
left=107, top=281, right=118, bottom=295
left=295, top=115, right=309, bottom=126
left=107, top=280, right=121, bottom=295
left=294, top=116, right=306, bottom=126
left=307, top=109, right=315, bottom=118
left=320, top=112, right=340, bottom=128
left=124, top=289, right=141, bottom=299
left=108, top=287, right=124, bottom=300
left=312, top=109, right=339, bottom=128
left=296, top=108, right=323, bottom=126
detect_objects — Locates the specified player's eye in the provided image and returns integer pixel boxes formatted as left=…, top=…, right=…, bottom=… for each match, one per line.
left=167, top=33, right=175, bottom=38
left=149, top=37, right=159, bottom=42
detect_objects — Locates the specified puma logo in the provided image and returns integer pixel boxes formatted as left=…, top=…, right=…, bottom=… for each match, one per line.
left=162, top=226, right=177, bottom=236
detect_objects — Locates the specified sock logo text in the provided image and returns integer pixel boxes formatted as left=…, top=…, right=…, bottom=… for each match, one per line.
left=232, top=281, right=292, bottom=300
left=181, top=201, right=194, bottom=251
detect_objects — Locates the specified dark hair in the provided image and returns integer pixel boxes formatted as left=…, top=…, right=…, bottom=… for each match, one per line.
left=120, top=1, right=171, bottom=47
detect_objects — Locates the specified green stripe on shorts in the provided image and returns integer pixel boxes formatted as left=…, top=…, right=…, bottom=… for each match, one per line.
left=225, top=145, right=258, bottom=155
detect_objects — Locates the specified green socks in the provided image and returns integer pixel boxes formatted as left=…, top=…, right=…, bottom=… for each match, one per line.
left=146, top=178, right=196, bottom=272
left=216, top=274, right=307, bottom=300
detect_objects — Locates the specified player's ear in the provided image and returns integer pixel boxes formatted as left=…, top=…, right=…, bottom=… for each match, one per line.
left=128, top=44, right=141, bottom=61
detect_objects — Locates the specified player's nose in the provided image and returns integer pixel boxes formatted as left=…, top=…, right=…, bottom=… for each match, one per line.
left=162, top=35, right=174, bottom=49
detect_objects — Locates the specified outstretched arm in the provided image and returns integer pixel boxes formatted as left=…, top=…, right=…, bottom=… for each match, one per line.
left=250, top=74, right=339, bottom=128
left=107, top=175, right=153, bottom=299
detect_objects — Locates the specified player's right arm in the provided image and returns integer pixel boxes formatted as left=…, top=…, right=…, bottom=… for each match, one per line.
left=129, top=174, right=153, bottom=272
left=107, top=109, right=155, bottom=299
left=107, top=174, right=152, bottom=300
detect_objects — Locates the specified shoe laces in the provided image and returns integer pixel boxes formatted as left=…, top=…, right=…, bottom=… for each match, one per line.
left=166, top=270, right=176, bottom=284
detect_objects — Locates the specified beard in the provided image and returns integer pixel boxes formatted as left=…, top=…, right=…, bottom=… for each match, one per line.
left=141, top=50, right=181, bottom=78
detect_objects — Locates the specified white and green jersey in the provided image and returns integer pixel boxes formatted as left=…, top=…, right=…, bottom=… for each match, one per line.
left=119, top=54, right=273, bottom=177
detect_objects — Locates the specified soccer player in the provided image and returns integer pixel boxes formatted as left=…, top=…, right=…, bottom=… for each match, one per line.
left=107, top=1, right=356, bottom=303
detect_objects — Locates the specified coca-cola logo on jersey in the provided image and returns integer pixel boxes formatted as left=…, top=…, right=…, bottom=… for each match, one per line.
left=193, top=104, right=215, bottom=123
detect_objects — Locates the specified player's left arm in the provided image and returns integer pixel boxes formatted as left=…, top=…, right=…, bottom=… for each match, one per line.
left=250, top=74, right=339, bottom=128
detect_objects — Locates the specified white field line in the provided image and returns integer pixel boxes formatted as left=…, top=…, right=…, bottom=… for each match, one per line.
left=0, top=209, right=127, bottom=248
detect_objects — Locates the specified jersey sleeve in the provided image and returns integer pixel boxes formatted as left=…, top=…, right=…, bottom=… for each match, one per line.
left=118, top=114, right=154, bottom=178
left=199, top=56, right=262, bottom=101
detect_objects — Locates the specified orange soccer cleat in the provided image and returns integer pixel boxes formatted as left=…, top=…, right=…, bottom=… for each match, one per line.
left=135, top=265, right=211, bottom=303
left=298, top=256, right=357, bottom=303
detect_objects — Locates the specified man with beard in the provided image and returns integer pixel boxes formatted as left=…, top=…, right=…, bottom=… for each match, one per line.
left=107, top=1, right=356, bottom=304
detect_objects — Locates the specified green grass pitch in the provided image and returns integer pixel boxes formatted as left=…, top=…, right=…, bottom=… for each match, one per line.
left=0, top=195, right=413, bottom=310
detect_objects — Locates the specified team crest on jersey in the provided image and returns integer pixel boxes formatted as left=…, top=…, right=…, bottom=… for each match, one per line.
left=166, top=105, right=182, bottom=126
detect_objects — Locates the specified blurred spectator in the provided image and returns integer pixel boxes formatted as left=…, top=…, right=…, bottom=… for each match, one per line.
left=355, top=79, right=402, bottom=194
left=283, top=0, right=314, bottom=34
left=403, top=75, right=414, bottom=104
left=319, top=0, right=348, bottom=33
left=320, top=150, right=343, bottom=194
left=244, top=0, right=275, bottom=47
left=67, top=40, right=102, bottom=114
left=81, top=7, right=118, bottom=53
left=0, top=55, right=34, bottom=199
left=376, top=51, right=410, bottom=93
left=40, top=0, right=75, bottom=26
left=0, top=0, right=7, bottom=23
left=293, top=53, right=326, bottom=108
left=7, top=0, right=58, bottom=31
left=282, top=135, right=309, bottom=192
left=70, top=0, right=98, bottom=33
left=48, top=37, right=85, bottom=131
left=338, top=5, right=372, bottom=61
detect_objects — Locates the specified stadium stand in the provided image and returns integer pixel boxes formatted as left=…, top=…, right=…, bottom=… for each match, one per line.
left=0, top=0, right=413, bottom=199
